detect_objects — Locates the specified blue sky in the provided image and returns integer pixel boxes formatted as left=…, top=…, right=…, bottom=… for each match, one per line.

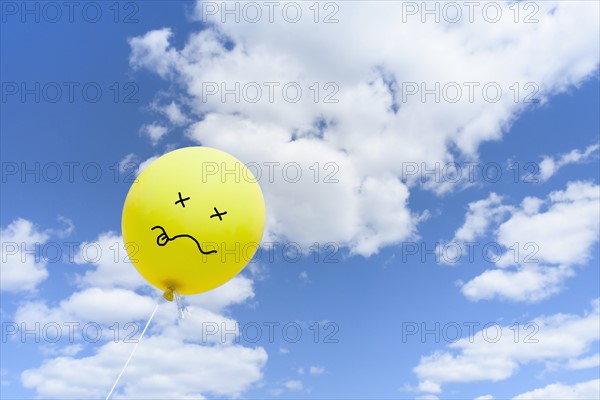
left=1, top=1, right=599, bottom=399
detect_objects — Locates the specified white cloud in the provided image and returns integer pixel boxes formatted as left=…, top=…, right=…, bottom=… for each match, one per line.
left=40, top=343, right=84, bottom=357
left=456, top=181, right=600, bottom=302
left=13, top=287, right=157, bottom=340
left=50, top=216, right=75, bottom=239
left=186, top=275, right=254, bottom=313
left=1, top=218, right=50, bottom=292
left=152, top=101, right=189, bottom=126
left=474, top=396, right=494, bottom=400
left=17, top=227, right=268, bottom=398
left=283, top=380, right=303, bottom=391
left=15, top=271, right=254, bottom=342
left=413, top=299, right=600, bottom=392
left=415, top=395, right=439, bottom=400
left=59, top=344, right=83, bottom=356
left=139, top=122, right=169, bottom=145
left=495, top=181, right=600, bottom=267
left=461, top=264, right=575, bottom=303
left=118, top=153, right=137, bottom=172
left=18, top=285, right=267, bottom=398
left=61, top=287, right=156, bottom=323
left=246, top=262, right=269, bottom=281
left=129, top=1, right=599, bottom=256
left=418, top=380, right=441, bottom=393
left=118, top=153, right=160, bottom=177
left=539, top=143, right=599, bottom=182
left=452, top=193, right=512, bottom=242
left=129, top=28, right=179, bottom=78
left=565, top=353, right=600, bottom=370
left=74, top=232, right=148, bottom=290
left=186, top=114, right=418, bottom=256
left=309, top=366, right=325, bottom=375
left=513, top=379, right=600, bottom=399
left=22, top=337, right=267, bottom=399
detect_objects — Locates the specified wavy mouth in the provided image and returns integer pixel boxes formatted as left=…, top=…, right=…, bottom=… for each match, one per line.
left=151, top=225, right=217, bottom=255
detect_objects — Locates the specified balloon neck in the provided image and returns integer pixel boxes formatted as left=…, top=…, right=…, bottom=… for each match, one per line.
left=163, top=287, right=175, bottom=302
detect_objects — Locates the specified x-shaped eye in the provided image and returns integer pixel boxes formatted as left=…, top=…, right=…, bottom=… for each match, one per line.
left=210, top=207, right=227, bottom=221
left=175, top=192, right=190, bottom=208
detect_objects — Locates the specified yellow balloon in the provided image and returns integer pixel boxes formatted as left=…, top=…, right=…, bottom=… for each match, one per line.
left=122, top=147, right=265, bottom=295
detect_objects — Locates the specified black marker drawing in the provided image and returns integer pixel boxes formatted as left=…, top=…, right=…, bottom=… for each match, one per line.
left=174, top=192, right=190, bottom=208
left=151, top=225, right=217, bottom=255
left=210, top=207, right=227, bottom=220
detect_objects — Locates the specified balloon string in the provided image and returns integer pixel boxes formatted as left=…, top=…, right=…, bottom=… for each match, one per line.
left=105, top=303, right=159, bottom=400
left=174, top=290, right=188, bottom=319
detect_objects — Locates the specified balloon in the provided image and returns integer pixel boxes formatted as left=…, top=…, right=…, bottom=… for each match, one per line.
left=122, top=147, right=265, bottom=296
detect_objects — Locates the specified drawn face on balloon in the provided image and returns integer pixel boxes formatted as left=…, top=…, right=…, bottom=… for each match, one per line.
left=150, top=194, right=227, bottom=255
left=122, top=147, right=265, bottom=295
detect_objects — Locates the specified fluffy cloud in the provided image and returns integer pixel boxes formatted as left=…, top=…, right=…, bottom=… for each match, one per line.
left=452, top=193, right=513, bottom=242
left=309, top=366, right=325, bottom=375
left=565, top=353, right=600, bottom=370
left=152, top=101, right=189, bottom=126
left=461, top=264, right=575, bottom=303
left=513, top=379, right=600, bottom=399
left=15, top=227, right=268, bottom=398
left=22, top=337, right=267, bottom=399
left=283, top=379, right=303, bottom=391
left=454, top=181, right=599, bottom=302
left=128, top=1, right=599, bottom=256
left=418, top=380, right=441, bottom=394
left=74, top=232, right=148, bottom=290
left=413, top=299, right=600, bottom=393
left=139, top=122, right=169, bottom=145
left=15, top=287, right=156, bottom=328
left=129, top=28, right=179, bottom=78
left=495, top=181, right=600, bottom=267
left=18, top=281, right=267, bottom=398
left=1, top=218, right=50, bottom=292
left=539, top=143, right=599, bottom=182
left=185, top=274, right=255, bottom=313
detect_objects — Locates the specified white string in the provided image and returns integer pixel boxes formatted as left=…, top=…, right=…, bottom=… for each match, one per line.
left=105, top=303, right=159, bottom=400
left=174, top=290, right=188, bottom=319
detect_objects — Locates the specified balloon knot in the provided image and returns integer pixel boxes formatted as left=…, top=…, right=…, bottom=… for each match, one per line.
left=163, top=287, right=175, bottom=302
